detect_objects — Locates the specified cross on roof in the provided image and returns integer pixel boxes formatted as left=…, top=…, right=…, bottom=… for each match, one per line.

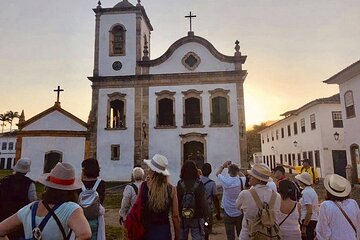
left=185, top=11, right=196, bottom=32
left=53, top=86, right=64, bottom=103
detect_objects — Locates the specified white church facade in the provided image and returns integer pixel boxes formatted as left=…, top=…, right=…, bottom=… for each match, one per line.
left=17, top=0, right=248, bottom=183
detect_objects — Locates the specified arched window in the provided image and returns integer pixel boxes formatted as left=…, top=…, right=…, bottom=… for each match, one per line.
left=44, top=151, right=62, bottom=173
left=209, top=88, right=231, bottom=126
left=344, top=91, right=356, bottom=118
left=182, top=89, right=203, bottom=127
left=155, top=91, right=176, bottom=128
left=180, top=132, right=207, bottom=168
left=107, top=92, right=126, bottom=129
left=110, top=25, right=126, bottom=55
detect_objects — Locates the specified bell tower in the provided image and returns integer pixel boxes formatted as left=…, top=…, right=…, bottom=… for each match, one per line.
left=92, top=0, right=153, bottom=77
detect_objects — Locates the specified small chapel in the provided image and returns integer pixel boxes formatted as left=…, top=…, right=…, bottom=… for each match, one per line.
left=17, top=0, right=248, bottom=183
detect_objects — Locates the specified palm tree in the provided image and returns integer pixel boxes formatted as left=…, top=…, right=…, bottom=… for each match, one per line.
left=0, top=113, right=9, bottom=133
left=6, top=111, right=19, bottom=132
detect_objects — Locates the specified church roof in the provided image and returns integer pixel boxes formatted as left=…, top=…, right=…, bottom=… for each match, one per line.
left=138, top=34, right=247, bottom=67
left=18, top=103, right=88, bottom=130
left=324, top=59, right=360, bottom=85
left=114, top=0, right=134, bottom=8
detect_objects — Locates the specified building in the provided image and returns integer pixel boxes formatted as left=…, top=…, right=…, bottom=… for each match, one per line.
left=0, top=131, right=17, bottom=169
left=259, top=94, right=346, bottom=178
left=324, top=60, right=360, bottom=183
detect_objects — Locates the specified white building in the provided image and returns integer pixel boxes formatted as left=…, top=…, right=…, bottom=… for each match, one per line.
left=324, top=60, right=360, bottom=183
left=259, top=94, right=346, bottom=178
left=87, top=0, right=248, bottom=183
left=0, top=131, right=17, bottom=169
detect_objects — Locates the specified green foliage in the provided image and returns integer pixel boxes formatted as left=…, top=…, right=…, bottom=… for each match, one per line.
left=246, top=122, right=268, bottom=160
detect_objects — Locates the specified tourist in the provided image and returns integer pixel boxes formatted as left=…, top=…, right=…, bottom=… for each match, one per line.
left=316, top=174, right=360, bottom=240
left=0, top=158, right=37, bottom=240
left=216, top=161, right=246, bottom=240
left=200, top=163, right=221, bottom=240
left=272, top=165, right=287, bottom=189
left=119, top=167, right=144, bottom=224
left=143, top=154, right=180, bottom=240
left=177, top=160, right=208, bottom=240
left=80, top=158, right=106, bottom=240
left=236, top=163, right=281, bottom=240
left=279, top=159, right=319, bottom=184
left=295, top=172, right=318, bottom=240
left=278, top=180, right=301, bottom=239
left=0, top=162, right=91, bottom=240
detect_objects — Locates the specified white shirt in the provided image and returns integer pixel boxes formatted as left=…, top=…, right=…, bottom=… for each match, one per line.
left=299, top=186, right=319, bottom=221
left=119, top=181, right=142, bottom=219
left=236, top=184, right=281, bottom=240
left=278, top=202, right=301, bottom=240
left=217, top=174, right=246, bottom=217
left=266, top=179, right=277, bottom=192
left=316, top=199, right=360, bottom=240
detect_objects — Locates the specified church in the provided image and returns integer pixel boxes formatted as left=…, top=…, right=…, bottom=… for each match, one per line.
left=17, top=0, right=248, bottom=183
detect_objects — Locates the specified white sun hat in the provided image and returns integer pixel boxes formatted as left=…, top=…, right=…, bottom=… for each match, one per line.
left=295, top=172, right=312, bottom=186
left=247, top=163, right=272, bottom=182
left=324, top=174, right=351, bottom=198
left=144, top=154, right=170, bottom=176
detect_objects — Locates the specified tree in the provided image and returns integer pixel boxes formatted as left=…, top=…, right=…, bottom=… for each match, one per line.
left=0, top=113, right=9, bottom=133
left=246, top=122, right=268, bottom=161
left=6, top=111, right=19, bottom=132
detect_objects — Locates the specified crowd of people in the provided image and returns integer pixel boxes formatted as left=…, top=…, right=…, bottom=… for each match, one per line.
left=0, top=155, right=359, bottom=240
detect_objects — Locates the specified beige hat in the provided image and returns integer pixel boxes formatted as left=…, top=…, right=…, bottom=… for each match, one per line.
left=144, top=154, right=170, bottom=176
left=324, top=174, right=351, bottom=198
left=295, top=172, right=312, bottom=186
left=247, top=163, right=272, bottom=182
left=13, top=158, right=31, bottom=173
left=38, top=162, right=82, bottom=190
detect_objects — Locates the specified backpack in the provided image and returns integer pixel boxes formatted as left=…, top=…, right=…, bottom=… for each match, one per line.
left=129, top=183, right=138, bottom=195
left=78, top=179, right=101, bottom=220
left=180, top=181, right=199, bottom=219
left=248, top=189, right=280, bottom=240
left=290, top=181, right=302, bottom=201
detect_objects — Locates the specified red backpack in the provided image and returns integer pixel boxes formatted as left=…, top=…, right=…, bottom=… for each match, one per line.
left=124, top=182, right=146, bottom=240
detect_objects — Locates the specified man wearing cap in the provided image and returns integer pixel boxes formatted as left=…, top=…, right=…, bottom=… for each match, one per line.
left=236, top=163, right=281, bottom=240
left=0, top=158, right=37, bottom=239
left=278, top=159, right=319, bottom=185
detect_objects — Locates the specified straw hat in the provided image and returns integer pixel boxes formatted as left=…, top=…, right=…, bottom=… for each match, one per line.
left=144, top=154, right=170, bottom=176
left=38, top=162, right=82, bottom=190
left=324, top=174, right=351, bottom=198
left=13, top=158, right=31, bottom=173
left=295, top=172, right=312, bottom=186
left=247, top=163, right=272, bottom=182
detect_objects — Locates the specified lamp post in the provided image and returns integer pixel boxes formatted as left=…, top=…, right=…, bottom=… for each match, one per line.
left=334, top=132, right=340, bottom=141
left=293, top=140, right=298, bottom=147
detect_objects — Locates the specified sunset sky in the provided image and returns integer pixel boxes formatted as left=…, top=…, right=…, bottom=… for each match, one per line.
left=0, top=0, right=359, bottom=130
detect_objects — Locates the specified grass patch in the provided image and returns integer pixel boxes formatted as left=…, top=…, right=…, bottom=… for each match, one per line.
left=105, top=225, right=125, bottom=240
left=0, top=170, right=12, bottom=179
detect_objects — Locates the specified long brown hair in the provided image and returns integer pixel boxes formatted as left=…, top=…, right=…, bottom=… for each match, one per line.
left=147, top=170, right=170, bottom=212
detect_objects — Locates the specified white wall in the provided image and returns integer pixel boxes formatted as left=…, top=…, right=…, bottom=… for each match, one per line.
left=96, top=88, right=135, bottom=181
left=149, top=83, right=240, bottom=185
left=21, top=137, right=86, bottom=181
left=23, top=111, right=87, bottom=131
left=98, top=13, right=137, bottom=76
left=149, top=42, right=235, bottom=75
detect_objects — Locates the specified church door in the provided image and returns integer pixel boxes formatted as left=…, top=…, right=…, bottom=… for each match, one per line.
left=183, top=141, right=204, bottom=169
left=332, top=150, right=347, bottom=178
left=44, top=151, right=62, bottom=173
left=6, top=158, right=12, bottom=169
left=0, top=158, right=5, bottom=169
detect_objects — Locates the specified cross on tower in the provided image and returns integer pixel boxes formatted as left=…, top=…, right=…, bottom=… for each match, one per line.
left=185, top=11, right=196, bottom=32
left=53, top=86, right=64, bottom=103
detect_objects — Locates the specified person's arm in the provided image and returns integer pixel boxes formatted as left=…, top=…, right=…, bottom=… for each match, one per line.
left=216, top=161, right=230, bottom=176
left=213, top=195, right=221, bottom=220
left=98, top=181, right=106, bottom=205
left=28, top=182, right=37, bottom=202
left=301, top=204, right=313, bottom=237
left=171, top=186, right=180, bottom=240
left=119, top=186, right=132, bottom=224
left=277, top=163, right=295, bottom=170
left=0, top=214, right=22, bottom=237
left=68, top=208, right=92, bottom=240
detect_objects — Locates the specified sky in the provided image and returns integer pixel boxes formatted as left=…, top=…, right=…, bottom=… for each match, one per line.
left=0, top=0, right=359, bottom=130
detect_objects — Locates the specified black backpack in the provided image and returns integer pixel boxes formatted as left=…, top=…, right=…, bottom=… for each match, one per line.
left=180, top=181, right=199, bottom=219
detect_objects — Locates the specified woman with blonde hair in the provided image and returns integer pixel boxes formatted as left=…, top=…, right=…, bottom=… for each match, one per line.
left=142, top=154, right=180, bottom=240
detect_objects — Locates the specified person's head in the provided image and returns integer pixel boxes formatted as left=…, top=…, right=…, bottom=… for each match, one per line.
left=132, top=167, right=145, bottom=181
left=180, top=160, right=199, bottom=180
left=247, top=163, right=271, bottom=186
left=324, top=174, right=351, bottom=201
left=201, top=163, right=212, bottom=177
left=279, top=179, right=296, bottom=200
left=228, top=163, right=240, bottom=177
left=295, top=172, right=312, bottom=187
left=272, top=166, right=285, bottom=180
left=301, top=159, right=311, bottom=168
left=39, top=162, right=82, bottom=204
left=81, top=158, right=100, bottom=178
left=13, top=158, right=31, bottom=174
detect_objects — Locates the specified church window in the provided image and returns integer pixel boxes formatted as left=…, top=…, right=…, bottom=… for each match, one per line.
left=301, top=118, right=305, bottom=133
left=344, top=91, right=356, bottom=118
left=310, top=114, right=316, bottom=130
left=182, top=90, right=203, bottom=127
left=332, top=111, right=343, bottom=128
left=1, top=142, right=7, bottom=150
left=44, top=151, right=62, bottom=173
left=8, top=142, right=14, bottom=150
left=287, top=125, right=291, bottom=136
left=281, top=128, right=284, bottom=138
left=111, top=144, right=120, bottom=160
left=209, top=88, right=231, bottom=126
left=180, top=132, right=207, bottom=168
left=110, top=24, right=126, bottom=56
left=182, top=52, right=201, bottom=71
left=293, top=122, right=298, bottom=135
left=155, top=90, right=176, bottom=128
left=107, top=92, right=126, bottom=129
